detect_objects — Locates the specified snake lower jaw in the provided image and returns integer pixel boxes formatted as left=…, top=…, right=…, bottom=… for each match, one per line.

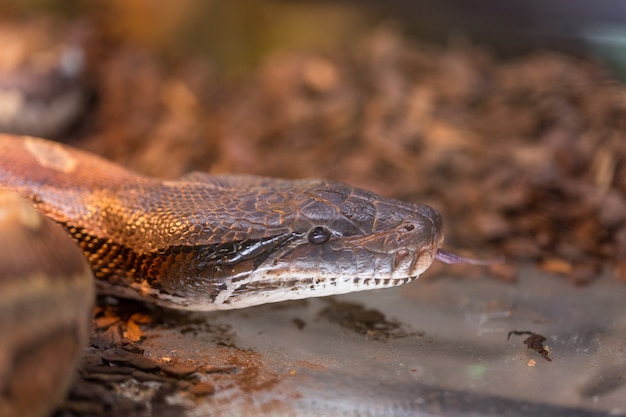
left=186, top=274, right=422, bottom=311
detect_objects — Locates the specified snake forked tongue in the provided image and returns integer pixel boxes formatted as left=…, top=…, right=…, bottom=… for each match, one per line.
left=435, top=248, right=503, bottom=266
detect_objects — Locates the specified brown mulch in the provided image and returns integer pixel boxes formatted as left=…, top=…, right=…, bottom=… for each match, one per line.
left=53, top=303, right=217, bottom=417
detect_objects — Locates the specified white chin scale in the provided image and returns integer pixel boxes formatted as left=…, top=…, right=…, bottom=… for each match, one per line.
left=205, top=272, right=419, bottom=311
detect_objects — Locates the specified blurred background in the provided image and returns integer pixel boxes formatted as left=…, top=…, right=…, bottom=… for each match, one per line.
left=3, top=0, right=626, bottom=75
left=2, top=2, right=626, bottom=417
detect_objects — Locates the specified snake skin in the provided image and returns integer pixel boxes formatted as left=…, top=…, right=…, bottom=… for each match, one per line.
left=0, top=190, right=93, bottom=417
left=0, top=134, right=444, bottom=310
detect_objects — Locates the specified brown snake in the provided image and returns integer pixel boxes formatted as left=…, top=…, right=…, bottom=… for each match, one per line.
left=0, top=189, right=93, bottom=417
left=0, top=134, right=451, bottom=311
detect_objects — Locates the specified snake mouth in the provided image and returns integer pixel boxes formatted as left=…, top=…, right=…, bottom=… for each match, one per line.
left=200, top=272, right=421, bottom=311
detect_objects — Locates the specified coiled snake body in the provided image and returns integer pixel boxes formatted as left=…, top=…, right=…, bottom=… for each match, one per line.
left=0, top=134, right=444, bottom=311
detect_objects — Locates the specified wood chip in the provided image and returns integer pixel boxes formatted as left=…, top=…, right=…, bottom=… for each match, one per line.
left=189, top=382, right=216, bottom=396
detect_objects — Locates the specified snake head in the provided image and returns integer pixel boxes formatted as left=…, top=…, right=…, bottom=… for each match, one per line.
left=199, top=180, right=444, bottom=310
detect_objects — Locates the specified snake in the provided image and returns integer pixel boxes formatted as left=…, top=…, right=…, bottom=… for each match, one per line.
left=1, top=135, right=490, bottom=416
left=0, top=188, right=93, bottom=417
left=0, top=133, right=454, bottom=310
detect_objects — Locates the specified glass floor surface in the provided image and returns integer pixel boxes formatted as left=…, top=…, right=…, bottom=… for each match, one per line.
left=138, top=266, right=626, bottom=417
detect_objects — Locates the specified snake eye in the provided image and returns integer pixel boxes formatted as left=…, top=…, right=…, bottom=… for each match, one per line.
left=308, top=226, right=331, bottom=244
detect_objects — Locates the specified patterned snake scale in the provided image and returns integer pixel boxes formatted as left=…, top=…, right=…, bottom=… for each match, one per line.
left=0, top=134, right=445, bottom=311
